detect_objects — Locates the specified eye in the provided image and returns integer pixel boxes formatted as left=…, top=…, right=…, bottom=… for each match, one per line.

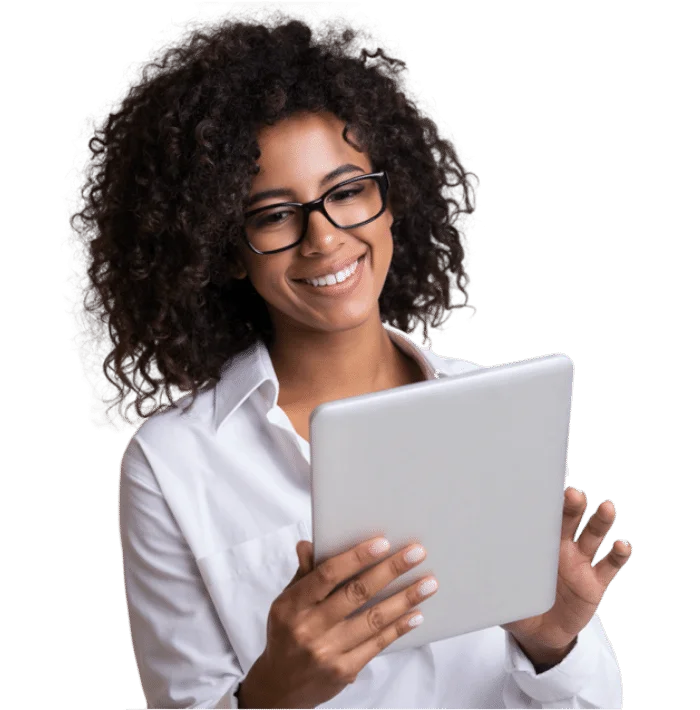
left=328, top=186, right=364, bottom=202
left=252, top=210, right=294, bottom=227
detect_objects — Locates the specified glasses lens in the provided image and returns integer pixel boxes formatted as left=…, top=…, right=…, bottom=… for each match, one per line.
left=325, top=176, right=383, bottom=229
left=244, top=176, right=383, bottom=253
left=244, top=204, right=304, bottom=254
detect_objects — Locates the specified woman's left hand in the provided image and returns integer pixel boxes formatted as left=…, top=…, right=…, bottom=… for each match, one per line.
left=501, top=486, right=632, bottom=662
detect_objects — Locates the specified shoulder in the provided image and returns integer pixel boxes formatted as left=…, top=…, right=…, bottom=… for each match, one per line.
left=121, top=385, right=216, bottom=485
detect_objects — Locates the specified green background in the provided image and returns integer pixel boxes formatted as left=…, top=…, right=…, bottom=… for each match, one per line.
left=1, top=0, right=699, bottom=710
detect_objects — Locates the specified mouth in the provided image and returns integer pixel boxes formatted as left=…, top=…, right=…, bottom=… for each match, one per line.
left=292, top=254, right=367, bottom=296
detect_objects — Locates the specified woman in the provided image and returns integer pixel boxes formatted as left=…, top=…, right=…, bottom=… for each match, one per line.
left=72, top=15, right=631, bottom=709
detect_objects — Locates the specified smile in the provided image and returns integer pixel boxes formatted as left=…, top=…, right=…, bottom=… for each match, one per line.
left=294, top=254, right=366, bottom=296
left=302, top=257, right=360, bottom=287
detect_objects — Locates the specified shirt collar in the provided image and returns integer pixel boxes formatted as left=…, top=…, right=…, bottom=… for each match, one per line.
left=213, top=323, right=443, bottom=433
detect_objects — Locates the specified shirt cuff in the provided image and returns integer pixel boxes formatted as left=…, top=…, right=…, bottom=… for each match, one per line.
left=505, top=619, right=601, bottom=703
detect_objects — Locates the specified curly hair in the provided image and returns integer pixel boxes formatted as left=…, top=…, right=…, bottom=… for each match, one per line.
left=70, top=11, right=478, bottom=425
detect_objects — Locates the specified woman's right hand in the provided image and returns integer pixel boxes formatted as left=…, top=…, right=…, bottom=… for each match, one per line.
left=236, top=535, right=439, bottom=709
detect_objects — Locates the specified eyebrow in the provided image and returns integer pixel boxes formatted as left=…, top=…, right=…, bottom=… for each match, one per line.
left=244, top=163, right=366, bottom=208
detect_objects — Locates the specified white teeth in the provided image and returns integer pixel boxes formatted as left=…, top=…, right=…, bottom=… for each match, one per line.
left=303, top=258, right=360, bottom=287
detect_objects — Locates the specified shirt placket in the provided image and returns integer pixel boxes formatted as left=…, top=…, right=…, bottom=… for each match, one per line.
left=266, top=404, right=312, bottom=467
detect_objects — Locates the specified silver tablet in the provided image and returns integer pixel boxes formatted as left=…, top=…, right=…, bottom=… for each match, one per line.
left=309, top=353, right=573, bottom=656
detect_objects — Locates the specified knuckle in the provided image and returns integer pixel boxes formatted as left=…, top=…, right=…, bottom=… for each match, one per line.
left=398, top=616, right=413, bottom=636
left=587, top=519, right=608, bottom=537
left=366, top=604, right=385, bottom=632
left=563, top=505, right=577, bottom=516
left=389, top=556, right=405, bottom=577
left=290, top=621, right=313, bottom=647
left=374, top=628, right=391, bottom=651
left=608, top=553, right=624, bottom=570
left=345, top=577, right=371, bottom=605
left=310, top=646, right=344, bottom=678
left=333, top=661, right=355, bottom=685
left=316, top=559, right=338, bottom=587
left=341, top=665, right=359, bottom=685
left=309, top=642, right=331, bottom=667
left=353, top=547, right=366, bottom=566
left=609, top=558, right=623, bottom=571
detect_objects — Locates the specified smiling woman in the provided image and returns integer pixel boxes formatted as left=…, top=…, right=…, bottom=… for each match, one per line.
left=231, top=111, right=402, bottom=395
left=95, top=25, right=479, bottom=414
left=70, top=11, right=626, bottom=710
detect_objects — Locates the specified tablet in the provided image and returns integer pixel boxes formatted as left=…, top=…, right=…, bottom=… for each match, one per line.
left=309, top=353, right=573, bottom=656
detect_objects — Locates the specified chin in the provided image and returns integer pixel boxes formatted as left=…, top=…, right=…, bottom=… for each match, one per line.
left=274, top=305, right=374, bottom=334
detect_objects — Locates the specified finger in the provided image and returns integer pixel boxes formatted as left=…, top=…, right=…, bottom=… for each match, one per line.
left=577, top=500, right=616, bottom=559
left=561, top=487, right=587, bottom=541
left=342, top=605, right=428, bottom=674
left=291, top=535, right=392, bottom=609
left=330, top=573, right=439, bottom=653
left=593, top=540, right=632, bottom=588
left=285, top=540, right=313, bottom=589
left=318, top=542, right=429, bottom=629
left=295, top=541, right=308, bottom=575
left=283, top=541, right=311, bottom=590
left=300, top=540, right=314, bottom=574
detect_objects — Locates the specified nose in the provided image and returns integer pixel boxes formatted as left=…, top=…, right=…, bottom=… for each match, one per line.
left=300, top=208, right=345, bottom=254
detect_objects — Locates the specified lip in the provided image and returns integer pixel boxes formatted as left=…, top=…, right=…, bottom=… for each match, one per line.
left=293, top=254, right=366, bottom=297
left=293, top=252, right=367, bottom=283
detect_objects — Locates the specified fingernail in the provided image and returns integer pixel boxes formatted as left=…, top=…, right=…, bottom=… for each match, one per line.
left=404, top=545, right=426, bottom=564
left=418, top=578, right=438, bottom=596
left=408, top=613, right=424, bottom=627
left=369, top=538, right=390, bottom=556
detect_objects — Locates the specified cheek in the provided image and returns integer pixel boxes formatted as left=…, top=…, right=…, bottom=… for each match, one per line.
left=246, top=264, right=291, bottom=306
left=385, top=234, right=394, bottom=263
left=375, top=225, right=394, bottom=268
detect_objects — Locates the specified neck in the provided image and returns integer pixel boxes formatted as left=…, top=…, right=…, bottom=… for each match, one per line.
left=269, top=314, right=418, bottom=408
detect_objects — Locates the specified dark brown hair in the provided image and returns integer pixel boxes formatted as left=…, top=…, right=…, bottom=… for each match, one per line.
left=70, top=13, right=478, bottom=424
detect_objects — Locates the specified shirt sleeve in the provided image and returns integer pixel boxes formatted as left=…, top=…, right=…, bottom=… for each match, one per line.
left=502, top=613, right=623, bottom=708
left=120, top=438, right=244, bottom=708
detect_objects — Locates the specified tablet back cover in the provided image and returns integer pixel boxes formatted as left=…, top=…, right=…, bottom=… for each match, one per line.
left=309, top=353, right=573, bottom=656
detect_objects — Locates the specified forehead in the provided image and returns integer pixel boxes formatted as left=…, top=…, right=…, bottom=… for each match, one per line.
left=253, top=111, right=370, bottom=177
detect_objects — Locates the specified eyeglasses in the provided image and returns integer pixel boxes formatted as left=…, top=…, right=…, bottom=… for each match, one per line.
left=241, top=170, right=390, bottom=255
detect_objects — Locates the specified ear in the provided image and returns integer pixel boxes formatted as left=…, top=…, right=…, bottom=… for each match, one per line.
left=230, top=262, right=247, bottom=280
left=388, top=206, right=400, bottom=233
left=385, top=196, right=399, bottom=231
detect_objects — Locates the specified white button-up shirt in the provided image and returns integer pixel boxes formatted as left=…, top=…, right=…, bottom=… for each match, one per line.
left=120, top=323, right=623, bottom=708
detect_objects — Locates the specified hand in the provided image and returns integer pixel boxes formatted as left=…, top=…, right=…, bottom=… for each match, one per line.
left=237, top=536, right=439, bottom=709
left=501, top=487, right=632, bottom=663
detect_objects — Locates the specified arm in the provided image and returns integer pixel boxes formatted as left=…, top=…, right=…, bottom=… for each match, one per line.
left=503, top=613, right=622, bottom=708
left=513, top=634, right=578, bottom=674
left=120, top=440, right=244, bottom=708
left=499, top=487, right=630, bottom=708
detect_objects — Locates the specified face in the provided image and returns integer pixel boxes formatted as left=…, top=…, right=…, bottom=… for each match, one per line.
left=233, top=111, right=394, bottom=338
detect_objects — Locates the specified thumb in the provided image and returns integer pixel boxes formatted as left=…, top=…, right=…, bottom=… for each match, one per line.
left=284, top=540, right=313, bottom=590
left=298, top=540, right=314, bottom=574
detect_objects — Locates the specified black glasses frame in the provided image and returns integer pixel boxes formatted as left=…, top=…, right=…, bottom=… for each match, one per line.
left=241, top=170, right=391, bottom=255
